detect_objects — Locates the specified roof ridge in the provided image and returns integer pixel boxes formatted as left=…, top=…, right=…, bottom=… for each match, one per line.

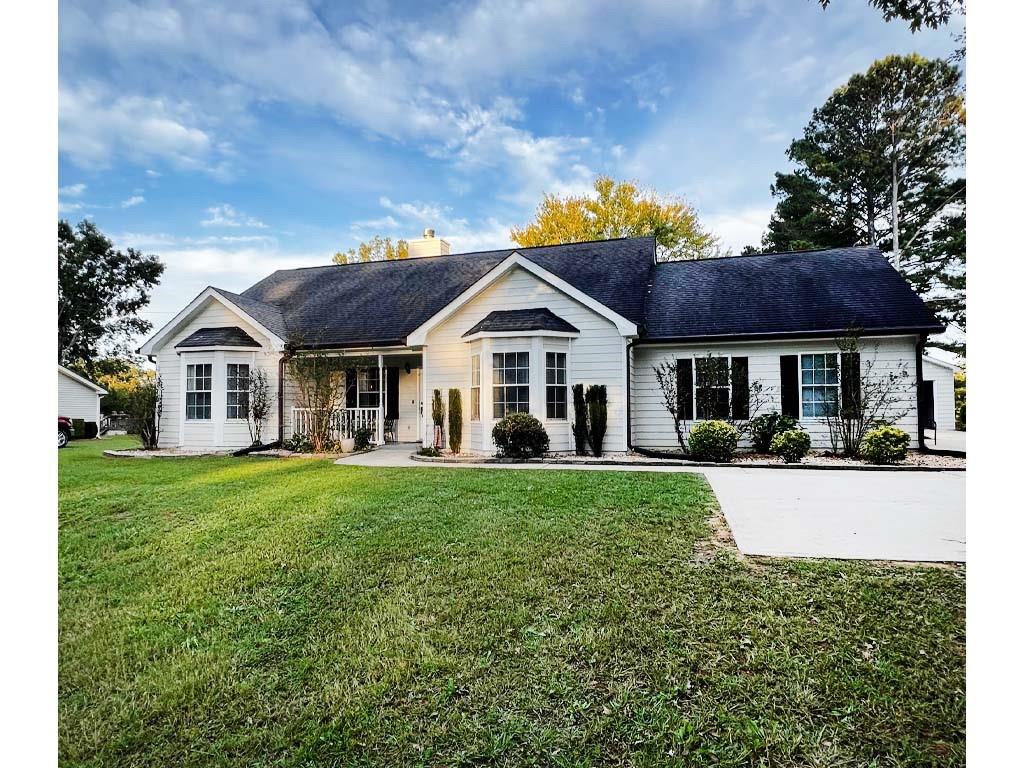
left=655, top=245, right=877, bottom=266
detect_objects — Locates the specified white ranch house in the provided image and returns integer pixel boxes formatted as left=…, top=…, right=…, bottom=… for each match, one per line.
left=140, top=233, right=945, bottom=453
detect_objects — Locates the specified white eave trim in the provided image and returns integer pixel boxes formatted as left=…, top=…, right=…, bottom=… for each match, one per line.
left=461, top=329, right=580, bottom=343
left=139, top=287, right=286, bottom=355
left=57, top=365, right=107, bottom=394
left=406, top=253, right=638, bottom=345
left=174, top=346, right=266, bottom=354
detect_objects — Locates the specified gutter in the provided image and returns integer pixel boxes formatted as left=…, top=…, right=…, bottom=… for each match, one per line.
left=626, top=339, right=636, bottom=450
left=633, top=325, right=945, bottom=346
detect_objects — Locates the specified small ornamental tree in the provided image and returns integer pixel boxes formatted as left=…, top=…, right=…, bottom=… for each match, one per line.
left=585, top=385, right=608, bottom=457
left=432, top=389, right=446, bottom=449
left=246, top=368, right=272, bottom=446
left=824, top=332, right=913, bottom=457
left=128, top=376, right=163, bottom=450
left=571, top=383, right=589, bottom=455
left=448, top=388, right=463, bottom=454
left=287, top=342, right=357, bottom=453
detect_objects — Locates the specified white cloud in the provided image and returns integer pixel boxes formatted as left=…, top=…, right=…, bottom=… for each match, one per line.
left=201, top=204, right=267, bottom=229
left=145, top=169, right=161, bottom=178
left=59, top=82, right=214, bottom=171
left=121, top=195, right=145, bottom=208
left=58, top=201, right=84, bottom=214
left=703, top=206, right=774, bottom=253
left=59, top=183, right=86, bottom=196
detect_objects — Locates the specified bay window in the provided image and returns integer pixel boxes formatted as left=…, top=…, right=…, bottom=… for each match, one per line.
left=226, top=363, right=250, bottom=419
left=493, top=351, right=530, bottom=418
left=545, top=352, right=567, bottom=420
left=185, top=363, right=212, bottom=420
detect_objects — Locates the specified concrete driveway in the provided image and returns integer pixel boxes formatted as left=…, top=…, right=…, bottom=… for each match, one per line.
left=336, top=446, right=966, bottom=563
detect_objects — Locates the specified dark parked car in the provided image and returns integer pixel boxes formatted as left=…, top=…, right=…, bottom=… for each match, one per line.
left=58, top=416, right=73, bottom=448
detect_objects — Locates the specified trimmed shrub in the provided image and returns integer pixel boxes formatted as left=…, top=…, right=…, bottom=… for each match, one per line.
left=861, top=425, right=910, bottom=465
left=688, top=420, right=739, bottom=462
left=492, top=412, right=549, bottom=459
left=448, top=388, right=463, bottom=454
left=284, top=432, right=313, bottom=452
left=571, top=383, right=588, bottom=455
left=417, top=446, right=440, bottom=457
left=748, top=411, right=798, bottom=453
left=432, top=389, right=446, bottom=449
left=585, top=384, right=607, bottom=457
left=770, top=429, right=811, bottom=464
left=353, top=426, right=374, bottom=451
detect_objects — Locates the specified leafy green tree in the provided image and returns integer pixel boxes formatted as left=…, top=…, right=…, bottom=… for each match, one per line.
left=58, top=220, right=164, bottom=371
left=511, top=176, right=721, bottom=260
left=334, top=236, right=409, bottom=264
left=760, top=55, right=965, bottom=350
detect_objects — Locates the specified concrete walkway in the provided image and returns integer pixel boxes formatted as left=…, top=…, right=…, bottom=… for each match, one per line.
left=335, top=445, right=966, bottom=562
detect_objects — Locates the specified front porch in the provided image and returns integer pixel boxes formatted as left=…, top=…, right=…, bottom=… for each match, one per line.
left=287, top=349, right=422, bottom=446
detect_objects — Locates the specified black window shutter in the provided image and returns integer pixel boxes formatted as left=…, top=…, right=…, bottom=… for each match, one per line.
left=345, top=368, right=357, bottom=408
left=386, top=367, right=400, bottom=419
left=841, top=352, right=860, bottom=418
left=731, top=357, right=749, bottom=420
left=677, top=359, right=694, bottom=421
left=780, top=355, right=799, bottom=418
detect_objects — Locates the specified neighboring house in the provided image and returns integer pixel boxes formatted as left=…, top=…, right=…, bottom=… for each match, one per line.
left=58, top=365, right=106, bottom=425
left=139, top=233, right=944, bottom=452
left=921, top=355, right=962, bottom=433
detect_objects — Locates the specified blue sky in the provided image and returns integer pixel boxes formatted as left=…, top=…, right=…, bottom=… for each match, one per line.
left=58, top=0, right=963, bottom=335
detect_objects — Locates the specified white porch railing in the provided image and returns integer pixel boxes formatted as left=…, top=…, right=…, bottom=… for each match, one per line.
left=291, top=407, right=381, bottom=442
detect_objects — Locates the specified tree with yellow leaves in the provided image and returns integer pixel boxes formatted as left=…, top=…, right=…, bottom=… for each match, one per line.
left=510, top=176, right=721, bottom=260
left=333, top=236, right=409, bottom=265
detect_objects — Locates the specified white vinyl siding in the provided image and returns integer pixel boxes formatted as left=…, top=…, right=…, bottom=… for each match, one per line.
left=57, top=371, right=103, bottom=423
left=423, top=266, right=628, bottom=453
left=923, top=357, right=958, bottom=432
left=631, top=336, right=921, bottom=450
left=154, top=298, right=281, bottom=448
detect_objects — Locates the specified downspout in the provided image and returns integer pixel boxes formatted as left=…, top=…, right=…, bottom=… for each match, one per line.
left=915, top=334, right=928, bottom=453
left=626, top=340, right=635, bottom=450
left=277, top=353, right=287, bottom=444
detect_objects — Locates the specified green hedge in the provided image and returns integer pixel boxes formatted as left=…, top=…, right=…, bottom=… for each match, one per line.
left=861, top=426, right=910, bottom=465
left=688, top=420, right=739, bottom=462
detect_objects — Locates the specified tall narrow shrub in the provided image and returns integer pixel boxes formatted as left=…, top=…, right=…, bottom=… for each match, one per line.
left=448, top=388, right=463, bottom=454
left=432, top=388, right=446, bottom=449
left=585, top=384, right=607, bottom=457
left=571, top=383, right=589, bottom=455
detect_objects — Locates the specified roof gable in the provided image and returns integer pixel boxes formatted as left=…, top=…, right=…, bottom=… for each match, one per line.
left=175, top=326, right=261, bottom=348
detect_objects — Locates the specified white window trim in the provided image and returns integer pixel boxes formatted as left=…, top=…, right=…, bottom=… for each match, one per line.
left=798, top=351, right=841, bottom=420
left=470, top=354, right=481, bottom=422
left=356, top=367, right=381, bottom=409
left=544, top=350, right=568, bottom=421
left=492, top=349, right=531, bottom=419
left=225, top=363, right=250, bottom=421
left=185, top=363, right=213, bottom=421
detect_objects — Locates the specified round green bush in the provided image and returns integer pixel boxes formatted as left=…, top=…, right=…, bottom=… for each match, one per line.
left=861, top=425, right=910, bottom=464
left=748, top=412, right=798, bottom=453
left=492, top=412, right=550, bottom=458
left=688, top=420, right=739, bottom=462
left=769, top=429, right=811, bottom=463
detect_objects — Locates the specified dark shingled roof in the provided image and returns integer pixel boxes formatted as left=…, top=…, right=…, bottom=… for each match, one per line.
left=643, top=246, right=943, bottom=340
left=236, top=237, right=656, bottom=347
left=176, top=326, right=261, bottom=348
left=463, top=308, right=580, bottom=337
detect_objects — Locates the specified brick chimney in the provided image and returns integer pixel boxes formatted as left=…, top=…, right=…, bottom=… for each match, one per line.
left=406, top=228, right=451, bottom=258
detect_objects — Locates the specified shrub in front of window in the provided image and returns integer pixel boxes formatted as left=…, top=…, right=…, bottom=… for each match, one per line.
left=770, top=429, right=811, bottom=464
left=492, top=412, right=550, bottom=459
left=585, top=384, right=608, bottom=457
left=688, top=420, right=739, bottom=462
left=571, top=383, right=589, bottom=455
left=861, top=425, right=910, bottom=465
left=448, top=388, right=463, bottom=454
left=748, top=412, right=798, bottom=453
left=353, top=426, right=374, bottom=451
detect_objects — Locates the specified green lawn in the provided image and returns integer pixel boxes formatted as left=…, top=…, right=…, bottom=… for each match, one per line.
left=59, top=437, right=965, bottom=767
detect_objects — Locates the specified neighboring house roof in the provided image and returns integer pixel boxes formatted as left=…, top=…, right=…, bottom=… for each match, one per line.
left=463, top=308, right=580, bottom=337
left=922, top=354, right=963, bottom=372
left=57, top=364, right=107, bottom=394
left=175, top=326, right=261, bottom=348
left=238, top=237, right=656, bottom=347
left=643, top=246, right=944, bottom=341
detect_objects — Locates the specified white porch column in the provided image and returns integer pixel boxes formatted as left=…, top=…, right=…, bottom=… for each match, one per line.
left=377, top=353, right=384, bottom=445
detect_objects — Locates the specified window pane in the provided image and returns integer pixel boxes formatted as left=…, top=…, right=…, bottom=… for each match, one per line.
left=517, top=352, right=529, bottom=368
